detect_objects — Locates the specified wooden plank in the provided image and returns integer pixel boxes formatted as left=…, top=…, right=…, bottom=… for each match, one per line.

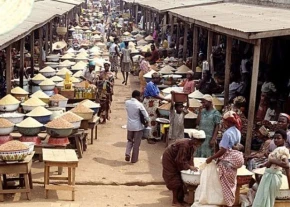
left=24, top=174, right=31, bottom=200
left=207, top=30, right=213, bottom=74
left=5, top=45, right=12, bottom=94
left=30, top=31, right=35, bottom=77
left=224, top=36, right=232, bottom=106
left=245, top=39, right=261, bottom=156
left=192, top=25, right=198, bottom=72
left=183, top=23, right=189, bottom=61
left=39, top=27, right=43, bottom=68
left=45, top=24, right=49, bottom=56
left=49, top=177, right=68, bottom=181
left=249, top=29, right=290, bottom=39
left=19, top=38, right=25, bottom=88
left=43, top=149, right=78, bottom=162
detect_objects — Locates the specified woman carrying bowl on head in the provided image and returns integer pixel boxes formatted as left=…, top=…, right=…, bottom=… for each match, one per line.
left=162, top=130, right=205, bottom=207
left=143, top=72, right=170, bottom=144
left=205, top=111, right=244, bottom=207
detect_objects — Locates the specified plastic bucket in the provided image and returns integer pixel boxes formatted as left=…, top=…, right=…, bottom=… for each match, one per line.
left=143, top=127, right=151, bottom=139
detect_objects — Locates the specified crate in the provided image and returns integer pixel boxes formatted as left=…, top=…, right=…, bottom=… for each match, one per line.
left=60, top=90, right=75, bottom=99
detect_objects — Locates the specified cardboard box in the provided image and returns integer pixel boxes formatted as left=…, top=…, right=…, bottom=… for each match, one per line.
left=60, top=89, right=75, bottom=99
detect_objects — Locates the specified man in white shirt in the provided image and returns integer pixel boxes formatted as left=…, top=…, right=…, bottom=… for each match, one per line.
left=80, top=61, right=96, bottom=84
left=125, top=90, right=149, bottom=163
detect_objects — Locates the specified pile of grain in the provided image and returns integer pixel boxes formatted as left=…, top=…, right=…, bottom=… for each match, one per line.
left=70, top=77, right=80, bottom=83
left=11, top=87, right=29, bottom=95
left=158, top=103, right=171, bottom=110
left=31, top=90, right=49, bottom=99
left=50, top=94, right=68, bottom=101
left=26, top=106, right=52, bottom=117
left=73, top=71, right=83, bottom=78
left=46, top=118, right=73, bottom=129
left=57, top=68, right=72, bottom=75
left=176, top=65, right=190, bottom=73
left=0, top=118, right=14, bottom=127
left=79, top=100, right=100, bottom=108
left=0, top=140, right=28, bottom=151
left=22, top=97, right=46, bottom=106
left=17, top=117, right=43, bottom=128
left=212, top=97, right=223, bottom=106
left=0, top=94, right=20, bottom=105
left=75, top=81, right=89, bottom=88
left=185, top=112, right=197, bottom=119
left=61, top=54, right=73, bottom=59
left=32, top=73, right=46, bottom=81
left=189, top=90, right=204, bottom=99
left=145, top=35, right=153, bottom=41
left=39, top=79, right=55, bottom=86
left=71, top=104, right=94, bottom=113
left=40, top=66, right=55, bottom=72
left=189, top=98, right=202, bottom=108
left=50, top=76, right=63, bottom=82
left=160, top=65, right=174, bottom=74
left=60, top=112, right=83, bottom=122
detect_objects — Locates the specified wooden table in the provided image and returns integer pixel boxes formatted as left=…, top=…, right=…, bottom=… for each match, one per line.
left=68, top=129, right=88, bottom=159
left=0, top=152, right=34, bottom=201
left=88, top=115, right=100, bottom=144
left=43, top=149, right=78, bottom=201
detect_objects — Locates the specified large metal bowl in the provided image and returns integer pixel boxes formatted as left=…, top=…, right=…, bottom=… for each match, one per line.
left=0, top=126, right=14, bottom=135
left=181, top=169, right=201, bottom=185
left=26, top=115, right=51, bottom=125
left=40, top=85, right=55, bottom=91
left=17, top=126, right=42, bottom=136
left=46, top=127, right=73, bottom=137
left=0, top=148, right=29, bottom=161
left=157, top=108, right=170, bottom=117
left=0, top=103, right=20, bottom=112
left=0, top=113, right=25, bottom=124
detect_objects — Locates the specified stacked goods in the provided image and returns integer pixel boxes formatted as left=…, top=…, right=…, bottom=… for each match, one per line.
left=0, top=118, right=14, bottom=135
left=16, top=117, right=43, bottom=136
left=0, top=94, right=20, bottom=111
left=0, top=140, right=29, bottom=161
left=71, top=104, right=94, bottom=120
left=59, top=111, right=83, bottom=129
left=46, top=118, right=74, bottom=137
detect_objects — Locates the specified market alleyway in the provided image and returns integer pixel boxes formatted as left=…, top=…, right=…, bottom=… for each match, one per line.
left=2, top=76, right=172, bottom=207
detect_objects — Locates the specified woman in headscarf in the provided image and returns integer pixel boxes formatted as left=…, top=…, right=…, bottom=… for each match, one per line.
left=109, top=37, right=120, bottom=79
left=178, top=71, right=195, bottom=94
left=97, top=62, right=114, bottom=124
left=252, top=129, right=290, bottom=207
left=206, top=111, right=244, bottom=207
left=195, top=94, right=221, bottom=157
left=162, top=130, right=205, bottom=207
left=143, top=72, right=170, bottom=144
left=245, top=126, right=272, bottom=170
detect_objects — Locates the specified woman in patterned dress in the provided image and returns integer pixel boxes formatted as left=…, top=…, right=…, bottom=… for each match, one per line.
left=143, top=72, right=170, bottom=144
left=109, top=37, right=120, bottom=79
left=139, top=52, right=152, bottom=95
left=206, top=111, right=244, bottom=207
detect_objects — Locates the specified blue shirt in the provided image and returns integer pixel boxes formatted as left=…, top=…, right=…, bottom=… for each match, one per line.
left=144, top=81, right=160, bottom=97
left=119, top=42, right=125, bottom=50
left=219, top=126, right=241, bottom=149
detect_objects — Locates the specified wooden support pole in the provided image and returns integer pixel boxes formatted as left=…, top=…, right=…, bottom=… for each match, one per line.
left=39, top=27, right=43, bottom=68
left=148, top=10, right=152, bottom=34
left=245, top=39, right=261, bottom=156
left=192, top=26, right=198, bottom=72
left=135, top=5, right=138, bottom=25
left=19, top=38, right=25, bottom=88
left=207, top=31, right=213, bottom=73
left=224, top=36, right=232, bottom=106
left=162, top=14, right=167, bottom=42
left=30, top=31, right=35, bottom=77
left=120, top=0, right=123, bottom=14
left=170, top=15, right=174, bottom=45
left=142, top=8, right=145, bottom=30
left=176, top=22, right=180, bottom=57
left=45, top=24, right=49, bottom=55
left=5, top=45, right=12, bottom=94
left=49, top=21, right=53, bottom=53
left=183, top=23, right=188, bottom=61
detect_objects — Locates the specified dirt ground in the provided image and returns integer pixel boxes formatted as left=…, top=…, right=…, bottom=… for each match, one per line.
left=1, top=75, right=173, bottom=206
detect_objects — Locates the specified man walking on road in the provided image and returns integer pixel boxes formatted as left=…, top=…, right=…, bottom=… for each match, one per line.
left=125, top=90, right=149, bottom=163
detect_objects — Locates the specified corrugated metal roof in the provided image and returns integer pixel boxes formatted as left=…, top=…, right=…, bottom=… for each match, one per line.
left=130, top=0, right=222, bottom=12
left=169, top=2, right=290, bottom=39
left=0, top=0, right=83, bottom=50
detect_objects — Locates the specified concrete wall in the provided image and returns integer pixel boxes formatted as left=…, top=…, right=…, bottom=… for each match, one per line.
left=226, top=0, right=290, bottom=8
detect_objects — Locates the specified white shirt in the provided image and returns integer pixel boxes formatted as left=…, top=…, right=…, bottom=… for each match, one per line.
left=81, top=68, right=96, bottom=83
left=118, top=18, right=124, bottom=26
left=125, top=98, right=149, bottom=131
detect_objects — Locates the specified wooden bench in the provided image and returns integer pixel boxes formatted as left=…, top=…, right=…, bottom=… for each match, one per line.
left=275, top=200, right=290, bottom=207
left=88, top=115, right=100, bottom=144
left=43, top=149, right=78, bottom=201
left=68, top=129, right=88, bottom=159
left=0, top=152, right=34, bottom=201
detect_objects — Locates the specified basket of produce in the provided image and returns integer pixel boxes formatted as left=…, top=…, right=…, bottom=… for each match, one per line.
left=16, top=117, right=43, bottom=136
left=49, top=94, right=68, bottom=108
left=45, top=118, right=74, bottom=137
left=39, top=66, right=56, bottom=78
left=0, top=94, right=20, bottom=112
left=11, top=87, right=29, bottom=102
left=39, top=79, right=56, bottom=91
left=0, top=118, right=14, bottom=135
left=0, top=113, right=25, bottom=124
left=30, top=90, right=50, bottom=104
left=71, top=104, right=94, bottom=120
left=59, top=111, right=83, bottom=129
left=0, top=141, right=29, bottom=161
left=157, top=103, right=171, bottom=117
left=21, top=97, right=46, bottom=112
left=26, top=106, right=52, bottom=125
left=76, top=99, right=100, bottom=114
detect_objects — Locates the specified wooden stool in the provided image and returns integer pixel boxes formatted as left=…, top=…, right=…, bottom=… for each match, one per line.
left=0, top=152, right=34, bottom=201
left=43, top=149, right=78, bottom=201
left=88, top=115, right=100, bottom=144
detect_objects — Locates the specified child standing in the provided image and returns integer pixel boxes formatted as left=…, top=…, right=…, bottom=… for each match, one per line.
left=168, top=91, right=189, bottom=139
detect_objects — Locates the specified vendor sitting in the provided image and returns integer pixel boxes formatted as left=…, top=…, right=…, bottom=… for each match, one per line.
left=80, top=61, right=97, bottom=84
left=149, top=44, right=159, bottom=65
left=178, top=71, right=195, bottom=94
left=162, top=130, right=205, bottom=206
